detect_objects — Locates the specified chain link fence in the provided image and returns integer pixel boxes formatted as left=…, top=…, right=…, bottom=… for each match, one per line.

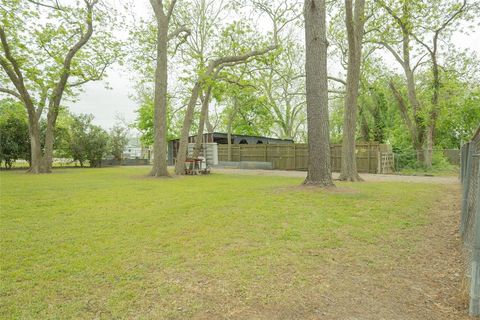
left=460, top=127, right=480, bottom=316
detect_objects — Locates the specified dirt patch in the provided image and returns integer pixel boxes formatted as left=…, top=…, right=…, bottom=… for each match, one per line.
left=273, top=185, right=361, bottom=195
left=213, top=168, right=458, bottom=185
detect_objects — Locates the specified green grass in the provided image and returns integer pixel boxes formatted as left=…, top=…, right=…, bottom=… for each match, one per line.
left=398, top=164, right=460, bottom=176
left=0, top=167, right=447, bottom=319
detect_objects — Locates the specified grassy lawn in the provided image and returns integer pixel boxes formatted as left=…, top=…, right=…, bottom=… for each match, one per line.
left=0, top=167, right=447, bottom=319
left=398, top=165, right=460, bottom=177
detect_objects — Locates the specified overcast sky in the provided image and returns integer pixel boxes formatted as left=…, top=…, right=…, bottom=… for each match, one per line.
left=67, top=0, right=480, bottom=130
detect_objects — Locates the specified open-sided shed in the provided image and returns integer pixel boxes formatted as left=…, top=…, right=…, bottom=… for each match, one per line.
left=167, top=132, right=293, bottom=165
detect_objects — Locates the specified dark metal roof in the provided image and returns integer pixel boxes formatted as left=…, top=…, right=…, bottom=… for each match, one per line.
left=168, top=132, right=294, bottom=143
left=210, top=132, right=294, bottom=142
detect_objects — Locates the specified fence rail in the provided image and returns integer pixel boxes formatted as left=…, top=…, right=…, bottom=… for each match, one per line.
left=217, top=143, right=391, bottom=173
left=460, top=127, right=480, bottom=316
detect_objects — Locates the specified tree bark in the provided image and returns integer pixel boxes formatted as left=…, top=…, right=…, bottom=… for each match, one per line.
left=27, top=121, right=43, bottom=173
left=192, top=86, right=212, bottom=158
left=150, top=3, right=171, bottom=177
left=339, top=0, right=365, bottom=182
left=303, top=0, right=334, bottom=187
left=227, top=97, right=240, bottom=161
left=174, top=81, right=201, bottom=175
left=148, top=0, right=178, bottom=177
left=42, top=100, right=61, bottom=172
left=424, top=48, right=440, bottom=168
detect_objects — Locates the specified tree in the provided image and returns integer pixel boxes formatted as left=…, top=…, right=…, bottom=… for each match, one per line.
left=85, top=125, right=109, bottom=168
left=109, top=125, right=129, bottom=161
left=0, top=99, right=29, bottom=168
left=339, top=0, right=366, bottom=181
left=373, top=0, right=427, bottom=165
left=172, top=0, right=300, bottom=175
left=173, top=36, right=277, bottom=175
left=134, top=90, right=180, bottom=147
left=0, top=0, right=121, bottom=173
left=357, top=72, right=389, bottom=143
left=148, top=0, right=188, bottom=177
left=68, top=114, right=93, bottom=167
left=410, top=0, right=475, bottom=167
left=256, top=39, right=307, bottom=141
left=214, top=75, right=274, bottom=160
left=303, top=0, right=334, bottom=187
left=66, top=113, right=109, bottom=167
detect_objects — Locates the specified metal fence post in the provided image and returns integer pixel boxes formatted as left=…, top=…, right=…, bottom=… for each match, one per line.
left=461, top=144, right=469, bottom=183
left=470, top=155, right=480, bottom=316
left=461, top=143, right=473, bottom=238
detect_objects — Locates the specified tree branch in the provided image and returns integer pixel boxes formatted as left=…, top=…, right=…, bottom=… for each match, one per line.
left=327, top=76, right=346, bottom=85
left=211, top=45, right=278, bottom=70
left=0, top=27, right=24, bottom=83
left=167, top=26, right=190, bottom=41
left=25, top=0, right=63, bottom=10
left=0, top=28, right=36, bottom=115
left=166, top=0, right=177, bottom=23
left=48, top=0, right=97, bottom=110
left=0, top=87, right=22, bottom=100
left=375, top=41, right=404, bottom=66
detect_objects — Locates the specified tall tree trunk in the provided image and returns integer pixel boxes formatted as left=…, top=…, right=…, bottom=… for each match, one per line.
left=424, top=53, right=440, bottom=168
left=175, top=81, right=201, bottom=175
left=425, top=126, right=433, bottom=167
left=339, top=0, right=365, bottom=182
left=206, top=110, right=214, bottom=133
left=303, top=0, right=334, bottom=187
left=192, top=86, right=212, bottom=158
left=400, top=3, right=428, bottom=166
left=28, top=121, right=43, bottom=174
left=42, top=104, right=60, bottom=173
left=227, top=97, right=239, bottom=162
left=150, top=7, right=170, bottom=177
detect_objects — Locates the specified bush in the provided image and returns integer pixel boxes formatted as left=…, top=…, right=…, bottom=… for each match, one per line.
left=0, top=100, right=30, bottom=168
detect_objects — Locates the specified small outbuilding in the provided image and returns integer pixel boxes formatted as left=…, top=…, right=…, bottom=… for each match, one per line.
left=167, top=132, right=293, bottom=165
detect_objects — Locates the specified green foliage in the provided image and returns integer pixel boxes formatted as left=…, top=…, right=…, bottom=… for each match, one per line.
left=134, top=99, right=154, bottom=146
left=67, top=114, right=91, bottom=166
left=134, top=93, right=179, bottom=144
left=0, top=0, right=123, bottom=103
left=0, top=99, right=29, bottom=168
left=339, top=51, right=480, bottom=153
left=229, top=93, right=274, bottom=136
left=109, top=125, right=129, bottom=161
left=66, top=114, right=109, bottom=167
left=435, top=65, right=480, bottom=148
left=85, top=125, right=109, bottom=168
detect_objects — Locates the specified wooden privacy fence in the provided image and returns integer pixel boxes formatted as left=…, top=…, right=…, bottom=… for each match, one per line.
left=217, top=143, right=391, bottom=173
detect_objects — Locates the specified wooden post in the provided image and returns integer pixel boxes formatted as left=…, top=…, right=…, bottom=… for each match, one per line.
left=264, top=144, right=267, bottom=162
left=293, top=144, right=296, bottom=170
left=377, top=151, right=381, bottom=174
left=367, top=142, right=371, bottom=173
left=461, top=143, right=473, bottom=237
